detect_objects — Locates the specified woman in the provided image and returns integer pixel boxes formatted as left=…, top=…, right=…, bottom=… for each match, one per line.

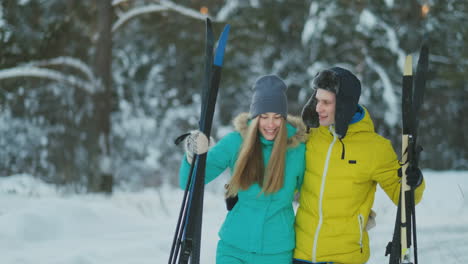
left=180, top=75, right=307, bottom=264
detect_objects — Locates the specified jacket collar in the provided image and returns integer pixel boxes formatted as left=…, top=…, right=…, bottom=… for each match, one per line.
left=232, top=112, right=307, bottom=148
left=317, top=105, right=375, bottom=137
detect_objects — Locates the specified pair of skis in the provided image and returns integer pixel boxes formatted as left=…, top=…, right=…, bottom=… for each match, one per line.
left=386, top=43, right=429, bottom=264
left=168, top=18, right=230, bottom=264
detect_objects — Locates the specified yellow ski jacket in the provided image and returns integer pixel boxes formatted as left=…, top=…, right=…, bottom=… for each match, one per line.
left=294, top=106, right=425, bottom=264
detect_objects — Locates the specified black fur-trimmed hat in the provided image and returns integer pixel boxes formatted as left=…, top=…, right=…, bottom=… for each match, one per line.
left=301, top=67, right=361, bottom=138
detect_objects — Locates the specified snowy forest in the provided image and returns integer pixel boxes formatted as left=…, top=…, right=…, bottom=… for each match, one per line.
left=0, top=0, right=466, bottom=192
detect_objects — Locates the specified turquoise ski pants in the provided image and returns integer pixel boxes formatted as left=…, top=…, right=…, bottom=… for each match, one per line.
left=216, top=240, right=293, bottom=264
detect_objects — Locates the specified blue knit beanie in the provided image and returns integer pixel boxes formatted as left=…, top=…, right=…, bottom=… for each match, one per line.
left=249, top=75, right=288, bottom=119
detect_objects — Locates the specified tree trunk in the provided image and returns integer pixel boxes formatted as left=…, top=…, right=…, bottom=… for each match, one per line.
left=89, top=0, right=113, bottom=193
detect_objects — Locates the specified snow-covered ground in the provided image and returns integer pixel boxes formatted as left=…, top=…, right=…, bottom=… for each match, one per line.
left=0, top=170, right=467, bottom=264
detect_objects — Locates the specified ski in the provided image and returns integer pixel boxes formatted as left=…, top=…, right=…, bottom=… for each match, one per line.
left=386, top=43, right=429, bottom=264
left=168, top=18, right=230, bottom=264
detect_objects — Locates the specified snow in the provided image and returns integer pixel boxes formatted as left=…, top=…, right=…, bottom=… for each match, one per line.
left=355, top=8, right=405, bottom=69
left=112, top=0, right=229, bottom=33
left=26, top=57, right=97, bottom=84
left=0, top=67, right=96, bottom=93
left=112, top=4, right=168, bottom=32
left=215, top=0, right=239, bottom=21
left=365, top=56, right=399, bottom=126
left=18, top=0, right=31, bottom=5
left=1, top=171, right=467, bottom=264
left=301, top=3, right=334, bottom=45
left=358, top=9, right=378, bottom=29
left=384, top=0, right=395, bottom=8
left=0, top=5, right=5, bottom=28
left=249, top=0, right=260, bottom=8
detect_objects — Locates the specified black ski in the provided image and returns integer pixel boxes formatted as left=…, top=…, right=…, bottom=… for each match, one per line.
left=386, top=43, right=429, bottom=264
left=168, top=18, right=230, bottom=264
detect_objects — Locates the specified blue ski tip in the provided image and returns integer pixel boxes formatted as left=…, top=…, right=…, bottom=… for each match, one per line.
left=214, top=24, right=231, bottom=67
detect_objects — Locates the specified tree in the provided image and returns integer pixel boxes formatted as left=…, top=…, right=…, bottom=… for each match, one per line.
left=0, top=0, right=231, bottom=189
left=88, top=0, right=114, bottom=192
left=0, top=1, right=466, bottom=191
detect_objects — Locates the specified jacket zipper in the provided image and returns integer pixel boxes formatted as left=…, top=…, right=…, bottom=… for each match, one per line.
left=312, top=126, right=338, bottom=262
left=358, top=214, right=364, bottom=253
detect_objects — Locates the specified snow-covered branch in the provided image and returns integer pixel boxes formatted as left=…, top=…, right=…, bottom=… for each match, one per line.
left=357, top=9, right=406, bottom=70
left=25, top=56, right=97, bottom=83
left=157, top=0, right=213, bottom=21
left=379, top=21, right=406, bottom=70
left=112, top=4, right=168, bottom=32
left=302, top=3, right=336, bottom=45
left=112, top=0, right=129, bottom=6
left=113, top=0, right=225, bottom=32
left=365, top=55, right=399, bottom=126
left=215, top=0, right=239, bottom=22
left=0, top=67, right=98, bottom=93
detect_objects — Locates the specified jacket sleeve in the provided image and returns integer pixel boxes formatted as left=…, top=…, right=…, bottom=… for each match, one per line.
left=179, top=132, right=241, bottom=189
left=371, top=139, right=402, bottom=205
left=296, top=143, right=306, bottom=191
left=371, top=138, right=426, bottom=205
left=413, top=179, right=425, bottom=204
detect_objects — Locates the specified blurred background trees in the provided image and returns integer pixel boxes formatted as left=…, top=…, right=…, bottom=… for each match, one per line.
left=0, top=0, right=465, bottom=191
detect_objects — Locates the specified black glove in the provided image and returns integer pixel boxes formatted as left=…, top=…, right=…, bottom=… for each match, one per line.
left=224, top=184, right=238, bottom=211
left=225, top=195, right=238, bottom=211
left=405, top=166, right=423, bottom=188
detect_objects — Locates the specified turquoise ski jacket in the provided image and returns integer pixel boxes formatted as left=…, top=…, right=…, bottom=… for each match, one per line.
left=179, top=113, right=307, bottom=254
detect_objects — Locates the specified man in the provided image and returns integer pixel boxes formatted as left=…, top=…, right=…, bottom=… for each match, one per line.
left=294, top=67, right=425, bottom=264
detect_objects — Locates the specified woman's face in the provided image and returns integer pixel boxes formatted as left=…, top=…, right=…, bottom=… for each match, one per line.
left=258, top=112, right=283, bottom=140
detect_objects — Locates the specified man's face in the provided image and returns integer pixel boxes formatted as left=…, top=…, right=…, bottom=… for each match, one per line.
left=315, top=88, right=336, bottom=127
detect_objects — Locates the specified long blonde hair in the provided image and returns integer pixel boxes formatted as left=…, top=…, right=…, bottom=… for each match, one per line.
left=226, top=116, right=288, bottom=197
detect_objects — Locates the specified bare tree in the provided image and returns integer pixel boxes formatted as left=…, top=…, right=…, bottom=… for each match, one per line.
left=0, top=0, right=228, bottom=191
left=88, top=0, right=114, bottom=193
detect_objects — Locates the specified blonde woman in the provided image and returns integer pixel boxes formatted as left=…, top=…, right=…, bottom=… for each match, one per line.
left=180, top=75, right=306, bottom=264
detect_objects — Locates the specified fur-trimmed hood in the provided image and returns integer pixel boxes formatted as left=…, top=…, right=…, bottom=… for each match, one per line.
left=232, top=112, right=307, bottom=148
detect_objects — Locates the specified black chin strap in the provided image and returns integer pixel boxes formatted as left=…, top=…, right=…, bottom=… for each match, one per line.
left=339, top=138, right=345, bottom=160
